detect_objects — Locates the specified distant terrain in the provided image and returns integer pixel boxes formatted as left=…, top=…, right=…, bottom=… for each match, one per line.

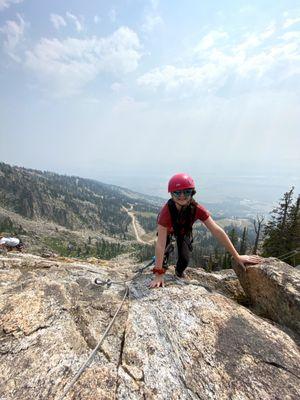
left=0, top=162, right=266, bottom=263
left=0, top=162, right=160, bottom=259
left=108, top=173, right=298, bottom=211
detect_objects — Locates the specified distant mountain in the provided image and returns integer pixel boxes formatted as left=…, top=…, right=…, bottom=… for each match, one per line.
left=0, top=162, right=161, bottom=237
left=0, top=162, right=162, bottom=258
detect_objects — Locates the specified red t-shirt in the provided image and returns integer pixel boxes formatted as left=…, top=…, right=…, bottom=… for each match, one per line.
left=157, top=202, right=210, bottom=234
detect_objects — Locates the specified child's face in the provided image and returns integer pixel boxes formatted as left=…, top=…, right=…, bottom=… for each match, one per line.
left=172, top=192, right=192, bottom=206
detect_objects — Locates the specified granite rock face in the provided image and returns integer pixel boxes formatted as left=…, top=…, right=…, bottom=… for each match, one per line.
left=187, top=267, right=248, bottom=303
left=0, top=254, right=299, bottom=400
left=233, top=258, right=300, bottom=335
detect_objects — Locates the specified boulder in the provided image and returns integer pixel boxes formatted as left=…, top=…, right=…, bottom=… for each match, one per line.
left=233, top=258, right=300, bottom=335
left=187, top=267, right=248, bottom=304
left=0, top=253, right=299, bottom=400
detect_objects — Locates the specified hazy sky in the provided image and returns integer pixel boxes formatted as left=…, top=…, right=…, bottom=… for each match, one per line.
left=0, top=0, right=299, bottom=201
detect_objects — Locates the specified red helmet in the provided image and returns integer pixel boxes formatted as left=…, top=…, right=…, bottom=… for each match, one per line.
left=168, top=173, right=195, bottom=192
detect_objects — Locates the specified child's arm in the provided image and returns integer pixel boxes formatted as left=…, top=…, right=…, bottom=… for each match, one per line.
left=149, top=224, right=168, bottom=288
left=203, top=217, right=263, bottom=268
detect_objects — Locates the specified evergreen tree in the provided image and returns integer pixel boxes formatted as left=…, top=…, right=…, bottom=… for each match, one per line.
left=252, top=215, right=265, bottom=254
left=221, top=226, right=238, bottom=269
left=285, top=194, right=300, bottom=265
left=262, top=187, right=299, bottom=265
left=221, top=253, right=231, bottom=269
left=207, top=254, right=213, bottom=272
left=228, top=226, right=238, bottom=247
left=239, top=227, right=248, bottom=254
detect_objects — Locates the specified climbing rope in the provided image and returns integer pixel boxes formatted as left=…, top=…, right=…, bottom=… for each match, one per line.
left=58, top=257, right=155, bottom=400
left=94, top=257, right=156, bottom=287
left=58, top=286, right=128, bottom=400
left=276, top=248, right=300, bottom=262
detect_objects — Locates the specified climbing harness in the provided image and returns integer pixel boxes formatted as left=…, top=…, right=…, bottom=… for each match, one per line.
left=58, top=257, right=155, bottom=400
left=167, top=198, right=196, bottom=237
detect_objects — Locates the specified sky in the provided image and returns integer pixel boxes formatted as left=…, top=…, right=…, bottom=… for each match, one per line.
left=0, top=0, right=299, bottom=203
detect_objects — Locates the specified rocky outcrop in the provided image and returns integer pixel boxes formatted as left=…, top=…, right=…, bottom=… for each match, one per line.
left=0, top=254, right=299, bottom=400
left=187, top=267, right=248, bottom=303
left=121, top=277, right=300, bottom=400
left=233, top=258, right=300, bottom=335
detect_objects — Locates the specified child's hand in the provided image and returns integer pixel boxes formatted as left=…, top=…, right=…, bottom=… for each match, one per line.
left=236, top=255, right=264, bottom=270
left=149, top=275, right=165, bottom=288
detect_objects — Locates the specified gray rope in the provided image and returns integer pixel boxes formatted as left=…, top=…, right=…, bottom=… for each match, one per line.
left=57, top=258, right=155, bottom=400
left=276, top=249, right=300, bottom=261
left=58, top=285, right=129, bottom=400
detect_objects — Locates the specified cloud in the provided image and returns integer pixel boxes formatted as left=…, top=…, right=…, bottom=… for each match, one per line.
left=142, top=13, right=163, bottom=33
left=25, top=27, right=142, bottom=96
left=194, top=30, right=228, bottom=51
left=280, top=31, right=300, bottom=41
left=137, top=64, right=228, bottom=93
left=0, top=13, right=27, bottom=61
left=138, top=23, right=300, bottom=94
left=50, top=13, right=66, bottom=30
left=260, top=22, right=276, bottom=40
left=50, top=12, right=84, bottom=32
left=66, top=11, right=83, bottom=32
left=283, top=17, right=300, bottom=29
left=0, top=0, right=23, bottom=11
left=141, top=0, right=163, bottom=34
left=234, top=23, right=276, bottom=54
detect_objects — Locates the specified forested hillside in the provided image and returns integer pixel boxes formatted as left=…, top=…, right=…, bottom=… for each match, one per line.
left=0, top=162, right=160, bottom=237
left=0, top=162, right=160, bottom=259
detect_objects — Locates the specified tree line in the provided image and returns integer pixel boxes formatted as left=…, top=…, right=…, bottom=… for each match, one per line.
left=193, top=187, right=299, bottom=271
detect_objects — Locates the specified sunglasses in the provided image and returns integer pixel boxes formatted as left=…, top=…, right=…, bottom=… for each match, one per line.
left=172, top=189, right=193, bottom=198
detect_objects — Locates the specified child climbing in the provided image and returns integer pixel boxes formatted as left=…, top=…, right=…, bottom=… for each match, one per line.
left=150, top=173, right=263, bottom=288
